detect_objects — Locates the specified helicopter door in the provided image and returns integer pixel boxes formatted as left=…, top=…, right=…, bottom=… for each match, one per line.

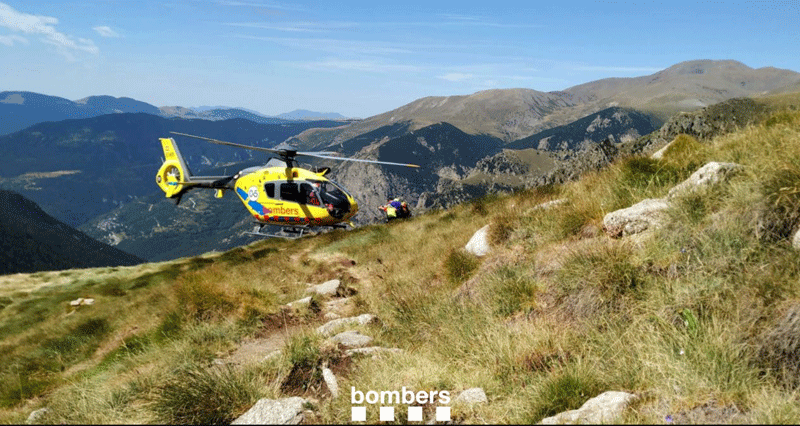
left=300, top=183, right=321, bottom=206
left=279, top=182, right=302, bottom=203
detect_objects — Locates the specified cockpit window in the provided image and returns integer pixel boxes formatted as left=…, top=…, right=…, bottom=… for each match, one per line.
left=310, top=179, right=350, bottom=218
left=279, top=182, right=301, bottom=203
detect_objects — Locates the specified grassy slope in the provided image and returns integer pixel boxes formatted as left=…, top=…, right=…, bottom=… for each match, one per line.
left=2, top=95, right=800, bottom=424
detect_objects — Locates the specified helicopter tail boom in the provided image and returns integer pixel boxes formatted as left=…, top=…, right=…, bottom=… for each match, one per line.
left=155, top=137, right=233, bottom=201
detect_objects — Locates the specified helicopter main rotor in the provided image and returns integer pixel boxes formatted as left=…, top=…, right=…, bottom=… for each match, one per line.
left=169, top=131, right=420, bottom=169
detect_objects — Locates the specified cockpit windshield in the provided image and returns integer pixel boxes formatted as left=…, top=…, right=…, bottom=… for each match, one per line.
left=309, top=179, right=351, bottom=218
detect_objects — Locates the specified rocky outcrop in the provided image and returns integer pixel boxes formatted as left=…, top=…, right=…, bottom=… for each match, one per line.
left=624, top=97, right=769, bottom=156
left=604, top=161, right=743, bottom=238
left=465, top=225, right=491, bottom=256
left=322, top=367, right=340, bottom=398
left=666, top=162, right=743, bottom=199
left=316, top=314, right=376, bottom=336
left=539, top=391, right=637, bottom=424
left=26, top=408, right=49, bottom=425
left=306, top=279, right=342, bottom=296
left=231, top=397, right=307, bottom=425
left=455, top=388, right=488, bottom=404
left=345, top=346, right=404, bottom=357
left=603, top=198, right=670, bottom=238
left=329, top=330, right=373, bottom=348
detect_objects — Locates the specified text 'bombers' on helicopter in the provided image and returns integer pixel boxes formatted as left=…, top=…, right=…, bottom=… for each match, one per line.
left=155, top=132, right=419, bottom=238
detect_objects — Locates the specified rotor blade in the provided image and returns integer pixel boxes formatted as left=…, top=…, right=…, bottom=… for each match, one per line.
left=304, top=153, right=420, bottom=168
left=169, top=131, right=419, bottom=167
left=170, top=132, right=282, bottom=154
left=170, top=132, right=337, bottom=157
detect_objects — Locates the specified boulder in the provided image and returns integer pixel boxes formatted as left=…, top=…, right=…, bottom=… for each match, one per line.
left=667, top=161, right=743, bottom=199
left=603, top=198, right=670, bottom=238
left=539, top=391, right=637, bottom=424
left=322, top=367, right=339, bottom=398
left=465, top=225, right=491, bottom=257
left=345, top=346, right=404, bottom=357
left=455, top=388, right=487, bottom=404
left=316, top=314, right=376, bottom=336
left=231, top=397, right=307, bottom=425
left=26, top=408, right=48, bottom=424
left=650, top=140, right=673, bottom=160
left=329, top=330, right=373, bottom=348
left=792, top=228, right=800, bottom=250
left=286, top=296, right=311, bottom=307
left=306, top=279, right=341, bottom=296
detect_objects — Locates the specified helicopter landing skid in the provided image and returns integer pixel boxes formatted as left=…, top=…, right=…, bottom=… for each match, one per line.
left=247, top=223, right=309, bottom=239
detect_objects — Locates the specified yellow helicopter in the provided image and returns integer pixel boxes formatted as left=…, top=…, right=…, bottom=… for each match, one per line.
left=155, top=131, right=419, bottom=238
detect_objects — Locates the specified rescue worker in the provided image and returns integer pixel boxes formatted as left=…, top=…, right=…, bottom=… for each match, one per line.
left=378, top=197, right=398, bottom=222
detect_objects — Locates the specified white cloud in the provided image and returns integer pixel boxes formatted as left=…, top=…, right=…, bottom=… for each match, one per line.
left=216, top=0, right=305, bottom=12
left=93, top=26, right=119, bottom=38
left=0, top=33, right=26, bottom=46
left=235, top=34, right=413, bottom=55
left=225, top=21, right=355, bottom=32
left=438, top=72, right=475, bottom=82
left=287, top=58, right=420, bottom=74
left=0, top=2, right=98, bottom=57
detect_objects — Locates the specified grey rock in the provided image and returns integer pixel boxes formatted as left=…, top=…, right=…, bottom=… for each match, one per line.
left=322, top=367, right=339, bottom=398
left=667, top=161, right=743, bottom=199
left=26, top=408, right=48, bottom=425
left=465, top=225, right=491, bottom=256
left=345, top=346, right=404, bottom=357
left=323, top=312, right=341, bottom=321
left=306, top=279, right=341, bottom=296
left=539, top=391, right=637, bottom=424
left=231, top=397, right=307, bottom=425
left=329, top=330, right=373, bottom=348
left=316, top=314, right=376, bottom=336
left=325, top=297, right=350, bottom=311
left=603, top=198, right=670, bottom=238
left=793, top=228, right=800, bottom=250
left=650, top=140, right=673, bottom=160
left=455, top=387, right=487, bottom=404
left=286, top=296, right=312, bottom=307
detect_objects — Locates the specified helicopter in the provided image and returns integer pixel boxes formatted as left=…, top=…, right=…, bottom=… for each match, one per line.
left=155, top=131, right=419, bottom=238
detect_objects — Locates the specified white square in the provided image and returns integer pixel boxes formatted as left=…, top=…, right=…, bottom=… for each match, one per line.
left=436, top=406, right=451, bottom=422
left=407, top=406, right=423, bottom=421
left=351, top=406, right=366, bottom=422
left=380, top=406, right=395, bottom=421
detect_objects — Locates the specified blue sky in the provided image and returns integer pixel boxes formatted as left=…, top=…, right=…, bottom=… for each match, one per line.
left=1, top=0, right=798, bottom=118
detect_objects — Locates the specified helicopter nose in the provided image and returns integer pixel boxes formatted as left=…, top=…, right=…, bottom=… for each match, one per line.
left=351, top=199, right=359, bottom=214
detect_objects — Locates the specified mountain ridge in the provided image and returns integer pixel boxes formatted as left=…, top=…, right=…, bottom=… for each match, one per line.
left=0, top=190, right=142, bottom=274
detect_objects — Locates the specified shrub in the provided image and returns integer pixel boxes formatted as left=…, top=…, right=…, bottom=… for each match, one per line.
left=175, top=273, right=235, bottom=321
left=444, top=249, right=480, bottom=285
left=527, top=367, right=603, bottom=422
left=756, top=303, right=800, bottom=389
left=485, top=267, right=539, bottom=317
left=154, top=364, right=263, bottom=424
left=758, top=159, right=800, bottom=240
left=281, top=333, right=323, bottom=395
left=660, top=134, right=706, bottom=170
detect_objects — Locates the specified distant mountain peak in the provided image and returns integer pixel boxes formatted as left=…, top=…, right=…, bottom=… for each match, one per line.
left=277, top=109, right=347, bottom=120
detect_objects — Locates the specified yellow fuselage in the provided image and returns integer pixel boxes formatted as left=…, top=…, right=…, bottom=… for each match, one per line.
left=233, top=166, right=358, bottom=227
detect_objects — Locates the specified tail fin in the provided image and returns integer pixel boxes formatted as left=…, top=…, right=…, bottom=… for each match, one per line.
left=155, top=137, right=236, bottom=202
left=155, top=137, right=192, bottom=199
